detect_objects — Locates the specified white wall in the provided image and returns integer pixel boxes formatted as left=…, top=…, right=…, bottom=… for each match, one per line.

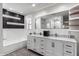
left=3, top=29, right=26, bottom=41
left=1, top=28, right=27, bottom=56
left=0, top=3, right=3, bottom=55
left=0, top=40, right=27, bottom=56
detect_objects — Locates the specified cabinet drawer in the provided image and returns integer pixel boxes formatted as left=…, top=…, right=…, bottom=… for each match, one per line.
left=64, top=44, right=73, bottom=51
left=40, top=46, right=45, bottom=50
left=64, top=52, right=73, bottom=56
left=64, top=45, right=73, bottom=49
left=64, top=42, right=74, bottom=49
left=39, top=48, right=45, bottom=55
left=64, top=49, right=73, bottom=54
left=40, top=51, right=45, bottom=55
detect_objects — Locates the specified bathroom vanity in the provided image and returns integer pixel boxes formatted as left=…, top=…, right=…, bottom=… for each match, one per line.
left=27, top=35, right=77, bottom=56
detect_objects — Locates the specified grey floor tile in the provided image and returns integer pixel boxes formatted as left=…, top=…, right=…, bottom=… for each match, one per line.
left=5, top=47, right=41, bottom=56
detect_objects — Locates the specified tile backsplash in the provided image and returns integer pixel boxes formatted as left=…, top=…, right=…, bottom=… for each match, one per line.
left=28, top=29, right=70, bottom=36
left=49, top=29, right=69, bottom=35
left=28, top=29, right=79, bottom=40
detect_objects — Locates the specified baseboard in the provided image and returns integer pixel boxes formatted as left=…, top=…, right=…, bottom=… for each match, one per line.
left=0, top=40, right=27, bottom=56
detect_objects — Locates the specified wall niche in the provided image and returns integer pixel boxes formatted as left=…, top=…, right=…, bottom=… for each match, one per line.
left=3, top=9, right=24, bottom=29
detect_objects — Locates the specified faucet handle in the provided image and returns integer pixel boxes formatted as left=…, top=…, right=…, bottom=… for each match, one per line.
left=55, top=33, right=58, bottom=37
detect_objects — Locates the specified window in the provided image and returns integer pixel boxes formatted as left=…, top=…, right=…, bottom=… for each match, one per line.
left=27, top=18, right=32, bottom=30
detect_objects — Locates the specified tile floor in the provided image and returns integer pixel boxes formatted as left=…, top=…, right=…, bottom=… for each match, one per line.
left=5, top=47, right=42, bottom=56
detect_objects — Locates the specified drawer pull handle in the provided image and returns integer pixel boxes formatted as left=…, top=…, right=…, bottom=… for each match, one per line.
left=34, top=39, right=36, bottom=42
left=66, top=45, right=72, bottom=47
left=52, top=42, right=55, bottom=47
left=41, top=48, right=44, bottom=49
left=66, top=51, right=72, bottom=53
left=41, top=40, right=44, bottom=42
left=41, top=44, right=43, bottom=46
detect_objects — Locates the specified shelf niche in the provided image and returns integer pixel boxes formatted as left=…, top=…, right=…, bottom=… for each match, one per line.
left=69, top=5, right=79, bottom=30
left=3, top=9, right=24, bottom=29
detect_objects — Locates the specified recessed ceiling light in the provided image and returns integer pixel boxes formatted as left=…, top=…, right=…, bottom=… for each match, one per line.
left=32, top=4, right=36, bottom=7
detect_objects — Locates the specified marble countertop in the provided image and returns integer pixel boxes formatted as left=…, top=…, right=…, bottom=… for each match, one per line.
left=28, top=35, right=77, bottom=43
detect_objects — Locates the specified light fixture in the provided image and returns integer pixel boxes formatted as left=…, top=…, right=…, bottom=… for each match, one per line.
left=32, top=4, right=36, bottom=7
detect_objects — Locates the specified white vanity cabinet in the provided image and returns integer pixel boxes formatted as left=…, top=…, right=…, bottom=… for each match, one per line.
left=27, top=35, right=77, bottom=56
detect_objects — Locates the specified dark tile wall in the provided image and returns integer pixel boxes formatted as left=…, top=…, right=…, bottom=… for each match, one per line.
left=3, top=9, right=24, bottom=29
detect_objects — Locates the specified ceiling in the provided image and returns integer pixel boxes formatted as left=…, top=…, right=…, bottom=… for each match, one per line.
left=3, top=3, right=56, bottom=15
left=41, top=10, right=69, bottom=19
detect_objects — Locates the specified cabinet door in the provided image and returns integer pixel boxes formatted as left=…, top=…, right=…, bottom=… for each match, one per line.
left=31, top=37, right=35, bottom=50
left=54, top=40, right=64, bottom=56
left=34, top=37, right=40, bottom=52
left=27, top=36, right=34, bottom=50
left=34, top=37, right=46, bottom=55
left=45, top=39, right=55, bottom=56
left=27, top=36, right=31, bottom=49
left=45, top=39, right=63, bottom=56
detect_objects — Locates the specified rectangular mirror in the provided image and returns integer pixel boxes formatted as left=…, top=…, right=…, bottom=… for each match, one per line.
left=35, top=10, right=69, bottom=29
